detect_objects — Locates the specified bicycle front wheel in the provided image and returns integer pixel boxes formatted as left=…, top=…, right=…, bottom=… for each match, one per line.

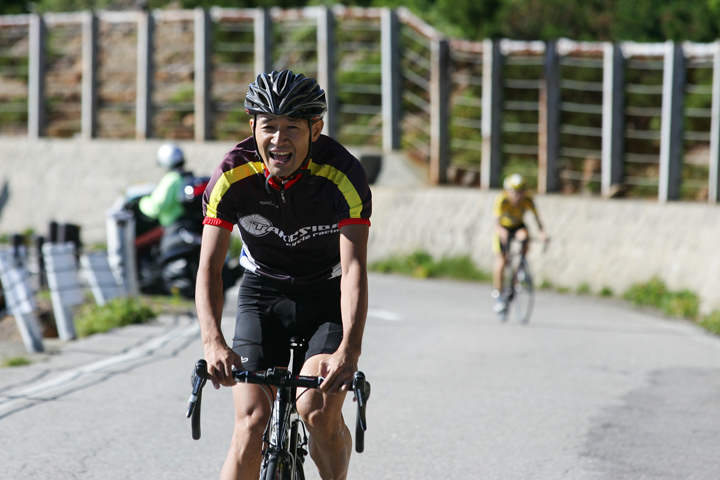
left=261, top=453, right=291, bottom=480
left=513, top=261, right=534, bottom=324
left=293, top=462, right=305, bottom=480
left=289, top=422, right=306, bottom=480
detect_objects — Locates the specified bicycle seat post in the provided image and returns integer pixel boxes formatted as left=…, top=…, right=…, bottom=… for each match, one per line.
left=289, top=336, right=306, bottom=375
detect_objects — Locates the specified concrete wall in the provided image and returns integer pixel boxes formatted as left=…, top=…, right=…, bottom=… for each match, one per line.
left=0, top=137, right=238, bottom=242
left=2, top=137, right=719, bottom=312
left=370, top=186, right=720, bottom=313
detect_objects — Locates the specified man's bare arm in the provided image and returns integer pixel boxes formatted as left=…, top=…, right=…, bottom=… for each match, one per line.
left=195, top=224, right=241, bottom=388
left=319, top=223, right=369, bottom=393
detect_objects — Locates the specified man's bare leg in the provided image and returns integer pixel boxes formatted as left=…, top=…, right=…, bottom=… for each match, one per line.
left=220, top=384, right=273, bottom=480
left=493, top=253, right=506, bottom=291
left=515, top=227, right=530, bottom=256
left=297, top=354, right=352, bottom=480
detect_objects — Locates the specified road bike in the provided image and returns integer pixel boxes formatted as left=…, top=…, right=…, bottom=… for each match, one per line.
left=186, top=337, right=371, bottom=480
left=498, top=239, right=539, bottom=325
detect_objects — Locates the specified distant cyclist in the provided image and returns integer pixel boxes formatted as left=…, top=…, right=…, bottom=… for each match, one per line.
left=491, top=174, right=547, bottom=313
left=195, top=70, right=371, bottom=480
left=135, top=142, right=189, bottom=250
left=139, top=143, right=187, bottom=227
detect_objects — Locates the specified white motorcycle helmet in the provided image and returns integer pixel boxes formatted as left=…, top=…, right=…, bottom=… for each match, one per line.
left=157, top=142, right=185, bottom=170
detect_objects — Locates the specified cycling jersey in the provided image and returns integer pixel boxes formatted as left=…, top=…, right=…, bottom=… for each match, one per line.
left=493, top=191, right=537, bottom=229
left=202, top=134, right=372, bottom=284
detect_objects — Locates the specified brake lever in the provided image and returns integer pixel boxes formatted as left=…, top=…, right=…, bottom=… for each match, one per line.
left=353, top=372, right=370, bottom=430
left=352, top=371, right=370, bottom=453
left=187, top=360, right=208, bottom=440
left=187, top=359, right=208, bottom=418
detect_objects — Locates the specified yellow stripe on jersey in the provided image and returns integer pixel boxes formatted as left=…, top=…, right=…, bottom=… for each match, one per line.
left=493, top=192, right=536, bottom=229
left=206, top=161, right=263, bottom=218
left=309, top=161, right=364, bottom=218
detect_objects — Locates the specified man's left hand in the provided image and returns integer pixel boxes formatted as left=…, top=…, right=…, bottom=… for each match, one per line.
left=318, top=349, right=359, bottom=394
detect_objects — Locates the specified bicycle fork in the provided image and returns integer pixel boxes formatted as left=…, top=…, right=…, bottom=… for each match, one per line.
left=262, top=387, right=307, bottom=480
left=289, top=416, right=308, bottom=479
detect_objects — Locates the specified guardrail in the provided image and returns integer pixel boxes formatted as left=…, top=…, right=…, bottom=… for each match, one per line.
left=1, top=6, right=719, bottom=202
left=0, top=232, right=126, bottom=354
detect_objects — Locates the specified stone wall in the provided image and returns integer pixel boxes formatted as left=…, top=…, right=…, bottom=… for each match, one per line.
left=2, top=137, right=719, bottom=312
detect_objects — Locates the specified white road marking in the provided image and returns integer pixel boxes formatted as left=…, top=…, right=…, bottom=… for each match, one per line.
left=367, top=308, right=403, bottom=321
left=0, top=323, right=200, bottom=415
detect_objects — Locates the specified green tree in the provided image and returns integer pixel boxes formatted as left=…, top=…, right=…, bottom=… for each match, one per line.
left=484, top=0, right=614, bottom=41
left=611, top=0, right=718, bottom=42
left=1, top=0, right=31, bottom=14
left=436, top=0, right=503, bottom=39
left=3, top=0, right=720, bottom=46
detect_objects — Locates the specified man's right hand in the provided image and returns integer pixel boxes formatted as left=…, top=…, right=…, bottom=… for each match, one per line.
left=203, top=342, right=244, bottom=389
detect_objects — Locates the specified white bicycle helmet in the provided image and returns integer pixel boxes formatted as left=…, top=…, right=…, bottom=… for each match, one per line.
left=503, top=173, right=527, bottom=192
left=157, top=142, right=185, bottom=170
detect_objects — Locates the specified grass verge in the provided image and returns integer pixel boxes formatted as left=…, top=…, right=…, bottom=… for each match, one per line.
left=2, top=356, right=31, bottom=367
left=370, top=251, right=491, bottom=282
left=75, top=297, right=158, bottom=337
left=622, top=277, right=719, bottom=328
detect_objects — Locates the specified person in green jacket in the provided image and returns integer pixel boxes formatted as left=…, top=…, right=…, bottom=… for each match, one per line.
left=139, top=143, right=187, bottom=227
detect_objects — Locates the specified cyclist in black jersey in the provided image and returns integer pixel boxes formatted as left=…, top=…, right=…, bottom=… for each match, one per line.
left=195, top=70, right=371, bottom=480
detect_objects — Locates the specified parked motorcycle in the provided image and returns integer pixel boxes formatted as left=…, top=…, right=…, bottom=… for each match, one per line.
left=120, top=173, right=242, bottom=298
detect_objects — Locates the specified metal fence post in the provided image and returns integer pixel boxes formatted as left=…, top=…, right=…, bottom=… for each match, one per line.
left=430, top=38, right=450, bottom=185
left=136, top=10, right=154, bottom=140
left=194, top=7, right=212, bottom=141
left=254, top=8, right=272, bottom=76
left=317, top=7, right=337, bottom=139
left=0, top=250, right=44, bottom=353
left=42, top=242, right=85, bottom=341
left=709, top=40, right=720, bottom=203
left=81, top=252, right=122, bottom=307
left=106, top=208, right=139, bottom=298
left=659, top=40, right=685, bottom=202
left=601, top=42, right=625, bottom=197
left=28, top=13, right=46, bottom=139
left=81, top=11, right=98, bottom=139
left=538, top=39, right=560, bottom=193
left=382, top=8, right=401, bottom=151
left=481, top=39, right=503, bottom=190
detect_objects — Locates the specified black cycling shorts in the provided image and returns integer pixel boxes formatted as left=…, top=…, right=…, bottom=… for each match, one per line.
left=232, top=273, right=343, bottom=372
left=492, top=224, right=527, bottom=254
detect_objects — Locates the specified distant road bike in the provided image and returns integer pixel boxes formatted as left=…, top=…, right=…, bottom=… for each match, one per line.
left=187, top=337, right=371, bottom=480
left=498, top=238, right=546, bottom=324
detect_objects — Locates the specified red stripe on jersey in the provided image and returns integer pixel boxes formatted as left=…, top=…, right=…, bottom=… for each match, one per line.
left=338, top=218, right=371, bottom=228
left=203, top=217, right=234, bottom=232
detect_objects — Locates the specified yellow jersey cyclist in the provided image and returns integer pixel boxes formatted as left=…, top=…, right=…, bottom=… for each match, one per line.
left=492, top=174, right=547, bottom=313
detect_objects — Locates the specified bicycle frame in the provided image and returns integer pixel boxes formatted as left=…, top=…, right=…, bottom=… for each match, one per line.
left=257, top=372, right=303, bottom=480
left=259, top=338, right=310, bottom=480
left=500, top=238, right=535, bottom=324
left=501, top=238, right=524, bottom=294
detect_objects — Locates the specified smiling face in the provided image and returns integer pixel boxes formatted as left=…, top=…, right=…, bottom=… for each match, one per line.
left=507, top=188, right=525, bottom=206
left=250, top=114, right=324, bottom=179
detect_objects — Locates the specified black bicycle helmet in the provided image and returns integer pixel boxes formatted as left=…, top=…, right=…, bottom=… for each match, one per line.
left=244, top=70, right=327, bottom=121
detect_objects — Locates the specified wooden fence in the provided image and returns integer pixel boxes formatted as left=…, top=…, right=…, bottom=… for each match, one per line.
left=2, top=6, right=720, bottom=202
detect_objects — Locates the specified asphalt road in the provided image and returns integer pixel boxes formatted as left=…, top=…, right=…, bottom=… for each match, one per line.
left=2, top=273, right=720, bottom=479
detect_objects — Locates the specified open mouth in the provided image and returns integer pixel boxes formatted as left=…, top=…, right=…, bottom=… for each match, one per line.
left=269, top=151, right=292, bottom=163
